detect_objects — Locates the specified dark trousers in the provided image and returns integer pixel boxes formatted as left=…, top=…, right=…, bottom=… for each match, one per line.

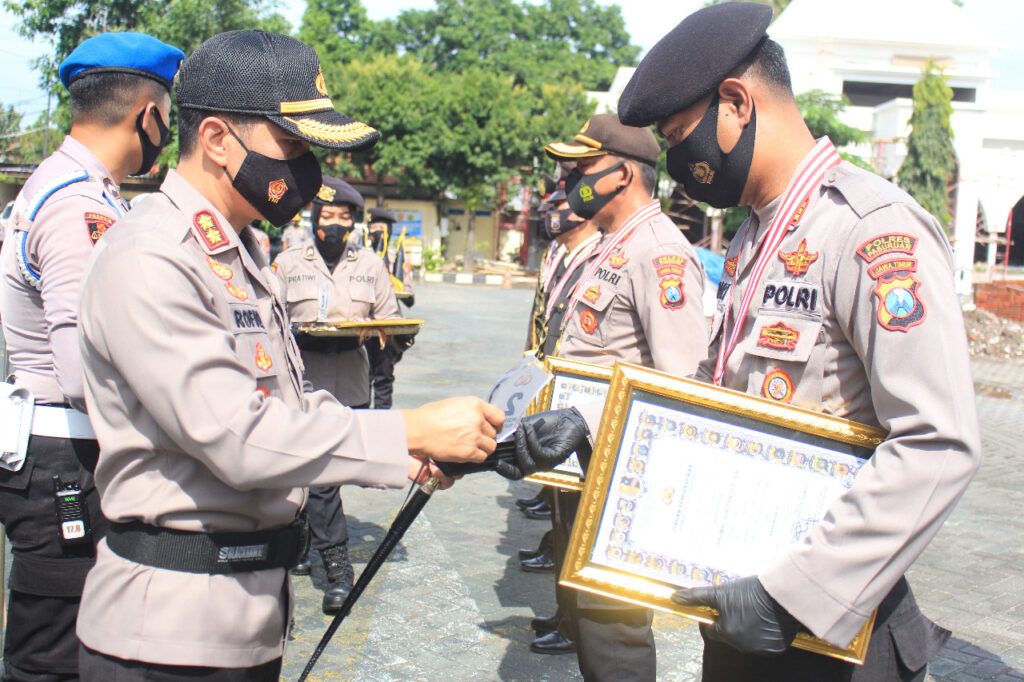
left=551, top=489, right=579, bottom=640
left=0, top=436, right=106, bottom=680
left=365, top=341, right=402, bottom=409
left=555, top=492, right=656, bottom=680
left=79, top=646, right=282, bottom=682
left=701, top=577, right=949, bottom=682
left=306, top=485, right=349, bottom=551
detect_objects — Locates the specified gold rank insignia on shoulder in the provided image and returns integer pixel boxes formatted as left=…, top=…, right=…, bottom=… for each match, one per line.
left=226, top=281, right=249, bottom=301
left=778, top=239, right=819, bottom=276
left=317, top=184, right=336, bottom=202
left=193, top=210, right=229, bottom=251
left=206, top=256, right=233, bottom=281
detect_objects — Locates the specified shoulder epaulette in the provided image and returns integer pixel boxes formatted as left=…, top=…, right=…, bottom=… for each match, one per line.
left=26, top=169, right=90, bottom=222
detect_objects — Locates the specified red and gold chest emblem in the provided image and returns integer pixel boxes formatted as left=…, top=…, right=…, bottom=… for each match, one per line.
left=609, top=251, right=629, bottom=269
left=206, top=256, right=233, bottom=281
left=84, top=212, right=114, bottom=243
left=226, top=282, right=249, bottom=301
left=762, top=369, right=794, bottom=403
left=268, top=179, right=289, bottom=204
left=757, top=322, right=800, bottom=351
left=583, top=285, right=602, bottom=304
left=724, top=256, right=738, bottom=278
left=579, top=308, right=598, bottom=335
left=194, top=210, right=228, bottom=251
left=254, top=342, right=273, bottom=371
left=778, top=239, right=819, bottom=276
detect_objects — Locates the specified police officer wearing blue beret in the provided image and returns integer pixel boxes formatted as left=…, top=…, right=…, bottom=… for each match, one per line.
left=0, top=31, right=183, bottom=681
left=614, top=3, right=979, bottom=681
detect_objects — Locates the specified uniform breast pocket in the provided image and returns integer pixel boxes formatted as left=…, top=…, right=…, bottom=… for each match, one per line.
left=743, top=314, right=825, bottom=407
left=285, top=282, right=318, bottom=304
left=348, top=283, right=376, bottom=315
left=567, top=283, right=616, bottom=348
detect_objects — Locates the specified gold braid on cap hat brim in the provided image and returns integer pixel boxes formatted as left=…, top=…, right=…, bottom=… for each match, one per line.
left=282, top=116, right=379, bottom=145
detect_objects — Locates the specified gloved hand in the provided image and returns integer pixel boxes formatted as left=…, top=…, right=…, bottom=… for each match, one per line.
left=672, top=576, right=800, bottom=655
left=496, top=408, right=591, bottom=480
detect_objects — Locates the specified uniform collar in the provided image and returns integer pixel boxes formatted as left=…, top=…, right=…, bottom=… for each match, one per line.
left=564, top=231, right=601, bottom=263
left=160, top=170, right=240, bottom=256
left=58, top=135, right=121, bottom=198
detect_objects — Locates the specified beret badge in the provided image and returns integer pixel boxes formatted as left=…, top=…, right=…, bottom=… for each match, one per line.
left=317, top=184, right=337, bottom=202
left=689, top=161, right=715, bottom=185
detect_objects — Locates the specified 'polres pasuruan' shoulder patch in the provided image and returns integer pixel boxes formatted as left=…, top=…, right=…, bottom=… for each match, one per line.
left=856, top=233, right=918, bottom=262
left=84, top=211, right=115, bottom=243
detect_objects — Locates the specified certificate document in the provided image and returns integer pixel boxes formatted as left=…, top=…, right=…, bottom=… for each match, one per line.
left=549, top=374, right=608, bottom=476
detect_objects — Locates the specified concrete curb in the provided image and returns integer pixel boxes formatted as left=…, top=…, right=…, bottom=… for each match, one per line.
left=420, top=272, right=537, bottom=287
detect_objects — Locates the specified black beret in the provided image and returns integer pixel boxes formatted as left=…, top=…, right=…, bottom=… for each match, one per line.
left=618, top=2, right=773, bottom=128
left=367, top=207, right=396, bottom=224
left=313, top=175, right=364, bottom=208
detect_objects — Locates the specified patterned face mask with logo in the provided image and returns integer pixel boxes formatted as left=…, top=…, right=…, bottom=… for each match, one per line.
left=543, top=208, right=586, bottom=239
left=666, top=92, right=757, bottom=209
left=566, top=160, right=627, bottom=220
left=225, top=125, right=323, bottom=227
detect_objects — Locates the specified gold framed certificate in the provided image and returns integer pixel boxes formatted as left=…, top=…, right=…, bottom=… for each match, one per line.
left=299, top=318, right=424, bottom=337
left=524, top=358, right=612, bottom=491
left=562, top=363, right=884, bottom=664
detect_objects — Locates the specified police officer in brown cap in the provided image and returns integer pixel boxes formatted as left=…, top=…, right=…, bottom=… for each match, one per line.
left=73, top=30, right=504, bottom=679
left=612, top=3, right=981, bottom=680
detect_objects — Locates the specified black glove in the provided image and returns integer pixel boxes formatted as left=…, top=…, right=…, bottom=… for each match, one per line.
left=393, top=334, right=416, bottom=352
left=671, top=576, right=800, bottom=656
left=496, top=408, right=591, bottom=481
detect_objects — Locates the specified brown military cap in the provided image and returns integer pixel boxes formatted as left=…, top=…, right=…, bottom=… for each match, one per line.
left=545, top=114, right=660, bottom=167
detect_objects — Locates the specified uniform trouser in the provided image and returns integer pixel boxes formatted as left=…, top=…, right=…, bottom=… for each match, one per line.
left=0, top=436, right=106, bottom=681
left=365, top=341, right=402, bottom=409
left=557, top=493, right=657, bottom=681
left=701, top=577, right=950, bottom=682
left=79, top=646, right=282, bottom=682
left=551, top=490, right=579, bottom=640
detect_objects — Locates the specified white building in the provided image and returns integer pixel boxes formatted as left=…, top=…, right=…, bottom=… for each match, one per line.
left=590, top=0, right=1024, bottom=297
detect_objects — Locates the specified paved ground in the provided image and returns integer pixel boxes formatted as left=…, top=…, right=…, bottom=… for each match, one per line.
left=282, top=283, right=1024, bottom=681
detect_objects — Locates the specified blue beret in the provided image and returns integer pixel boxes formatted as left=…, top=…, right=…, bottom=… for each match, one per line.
left=59, top=32, right=185, bottom=90
left=618, top=2, right=773, bottom=128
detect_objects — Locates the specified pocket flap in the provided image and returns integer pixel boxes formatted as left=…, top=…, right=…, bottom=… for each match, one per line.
left=744, top=315, right=822, bottom=363
left=284, top=282, right=318, bottom=303
left=349, top=283, right=376, bottom=304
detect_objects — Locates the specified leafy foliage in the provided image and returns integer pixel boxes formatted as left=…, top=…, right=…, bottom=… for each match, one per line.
left=898, top=62, right=957, bottom=230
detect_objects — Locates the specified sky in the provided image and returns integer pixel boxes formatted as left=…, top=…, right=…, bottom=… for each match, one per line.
left=3, top=0, right=1024, bottom=122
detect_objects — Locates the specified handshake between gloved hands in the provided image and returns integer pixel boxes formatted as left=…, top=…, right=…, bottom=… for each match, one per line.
left=436, top=407, right=592, bottom=480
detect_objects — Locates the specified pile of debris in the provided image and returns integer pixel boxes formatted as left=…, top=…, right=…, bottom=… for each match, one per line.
left=964, top=308, right=1024, bottom=360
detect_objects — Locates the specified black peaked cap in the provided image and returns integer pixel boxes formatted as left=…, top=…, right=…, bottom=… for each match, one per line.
left=618, top=2, right=773, bottom=128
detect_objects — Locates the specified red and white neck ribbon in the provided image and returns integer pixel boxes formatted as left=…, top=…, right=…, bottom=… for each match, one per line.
left=540, top=243, right=566, bottom=291
left=712, top=138, right=841, bottom=386
left=564, top=200, right=662, bottom=323
left=545, top=233, right=601, bottom=318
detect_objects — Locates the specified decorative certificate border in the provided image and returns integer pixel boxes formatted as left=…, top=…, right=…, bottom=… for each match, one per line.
left=561, top=362, right=886, bottom=665
left=525, top=358, right=612, bottom=491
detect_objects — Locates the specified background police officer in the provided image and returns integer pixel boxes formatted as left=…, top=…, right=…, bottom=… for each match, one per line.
left=274, top=175, right=402, bottom=612
left=73, top=30, right=502, bottom=679
left=616, top=3, right=982, bottom=680
left=0, top=32, right=183, bottom=681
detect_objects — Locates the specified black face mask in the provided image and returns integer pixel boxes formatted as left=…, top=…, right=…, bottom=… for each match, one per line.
left=132, top=107, right=170, bottom=177
left=544, top=208, right=585, bottom=240
left=315, top=223, right=352, bottom=266
left=566, top=161, right=627, bottom=220
left=369, top=230, right=387, bottom=252
left=226, top=127, right=322, bottom=228
left=666, top=93, right=757, bottom=209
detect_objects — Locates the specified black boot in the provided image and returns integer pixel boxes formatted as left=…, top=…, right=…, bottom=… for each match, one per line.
left=321, top=543, right=355, bottom=615
left=291, top=549, right=312, bottom=576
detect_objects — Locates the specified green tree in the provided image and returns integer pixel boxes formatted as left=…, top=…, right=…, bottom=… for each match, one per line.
left=897, top=61, right=956, bottom=230
left=0, top=105, right=24, bottom=161
left=795, top=89, right=873, bottom=170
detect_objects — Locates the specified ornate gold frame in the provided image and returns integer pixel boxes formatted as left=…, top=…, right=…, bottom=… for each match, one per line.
left=524, top=358, right=613, bottom=492
left=561, top=362, right=885, bottom=664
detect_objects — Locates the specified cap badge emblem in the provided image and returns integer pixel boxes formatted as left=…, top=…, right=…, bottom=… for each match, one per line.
left=315, top=67, right=329, bottom=96
left=689, top=161, right=715, bottom=184
left=268, top=179, right=288, bottom=204
left=317, top=184, right=336, bottom=202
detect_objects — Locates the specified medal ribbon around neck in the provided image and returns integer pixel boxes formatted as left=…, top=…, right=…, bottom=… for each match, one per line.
left=713, top=138, right=841, bottom=386
left=544, top=234, right=601, bottom=319
left=564, top=200, right=662, bottom=323
left=540, top=244, right=567, bottom=291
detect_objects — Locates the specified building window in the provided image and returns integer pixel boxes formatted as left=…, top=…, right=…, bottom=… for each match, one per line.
left=842, top=81, right=976, bottom=107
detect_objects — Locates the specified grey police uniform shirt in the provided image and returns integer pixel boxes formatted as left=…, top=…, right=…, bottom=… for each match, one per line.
left=0, top=135, right=127, bottom=409
left=273, top=242, right=401, bottom=406
left=694, top=158, right=981, bottom=648
left=557, top=203, right=708, bottom=377
left=74, top=170, right=411, bottom=667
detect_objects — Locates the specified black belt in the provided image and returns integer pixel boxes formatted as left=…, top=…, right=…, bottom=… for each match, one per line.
left=106, top=519, right=309, bottom=575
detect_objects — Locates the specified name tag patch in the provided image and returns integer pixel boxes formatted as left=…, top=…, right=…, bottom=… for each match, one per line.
left=760, top=281, right=820, bottom=314
left=595, top=267, right=622, bottom=286
left=230, top=304, right=266, bottom=333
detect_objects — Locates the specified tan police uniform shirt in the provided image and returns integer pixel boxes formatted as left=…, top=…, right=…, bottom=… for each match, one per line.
left=281, top=223, right=311, bottom=251
left=557, top=202, right=708, bottom=376
left=273, top=242, right=400, bottom=406
left=75, top=170, right=410, bottom=668
left=694, top=158, right=981, bottom=647
left=0, top=135, right=127, bottom=408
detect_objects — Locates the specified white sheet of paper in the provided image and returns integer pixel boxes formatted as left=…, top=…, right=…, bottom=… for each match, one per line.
left=590, top=399, right=865, bottom=588
left=489, top=357, right=552, bottom=442
left=548, top=374, right=609, bottom=476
